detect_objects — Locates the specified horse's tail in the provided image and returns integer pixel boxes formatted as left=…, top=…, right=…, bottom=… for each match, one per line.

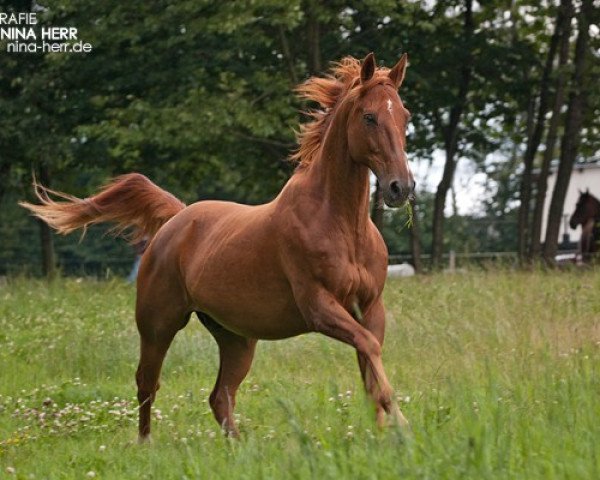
left=20, top=173, right=186, bottom=243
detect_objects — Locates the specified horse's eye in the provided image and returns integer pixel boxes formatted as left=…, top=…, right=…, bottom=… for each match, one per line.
left=363, top=113, right=377, bottom=126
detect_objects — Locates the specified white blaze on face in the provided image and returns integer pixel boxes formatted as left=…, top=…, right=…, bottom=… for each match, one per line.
left=387, top=98, right=393, bottom=115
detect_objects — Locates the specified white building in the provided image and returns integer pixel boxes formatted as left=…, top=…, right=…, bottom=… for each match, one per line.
left=541, top=161, right=600, bottom=245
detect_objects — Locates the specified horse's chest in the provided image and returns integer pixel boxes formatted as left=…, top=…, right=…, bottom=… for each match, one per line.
left=348, top=265, right=378, bottom=304
left=324, top=258, right=382, bottom=313
left=291, top=222, right=386, bottom=310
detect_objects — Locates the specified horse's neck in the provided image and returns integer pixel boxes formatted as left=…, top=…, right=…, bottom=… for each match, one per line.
left=305, top=112, right=371, bottom=233
left=592, top=198, right=600, bottom=220
left=581, top=219, right=595, bottom=253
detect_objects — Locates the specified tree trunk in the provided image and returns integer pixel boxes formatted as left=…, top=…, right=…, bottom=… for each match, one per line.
left=306, top=0, right=322, bottom=75
left=431, top=147, right=455, bottom=268
left=431, top=0, right=473, bottom=269
left=38, top=164, right=56, bottom=279
left=529, top=0, right=573, bottom=259
left=409, top=198, right=422, bottom=273
left=0, top=161, right=10, bottom=205
left=515, top=94, right=536, bottom=260
left=278, top=25, right=298, bottom=85
left=543, top=0, right=592, bottom=263
left=371, top=181, right=384, bottom=232
left=517, top=2, right=562, bottom=262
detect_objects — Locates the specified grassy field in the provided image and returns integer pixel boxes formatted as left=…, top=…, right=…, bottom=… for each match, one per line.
left=0, top=269, right=599, bottom=479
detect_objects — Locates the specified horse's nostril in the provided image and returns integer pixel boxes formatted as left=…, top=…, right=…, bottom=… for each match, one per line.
left=411, top=180, right=416, bottom=191
left=390, top=181, right=401, bottom=197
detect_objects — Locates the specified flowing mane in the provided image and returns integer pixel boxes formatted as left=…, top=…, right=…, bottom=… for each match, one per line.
left=291, top=56, right=395, bottom=167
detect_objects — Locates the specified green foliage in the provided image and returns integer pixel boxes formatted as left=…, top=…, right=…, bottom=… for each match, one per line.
left=1, top=0, right=597, bottom=269
left=1, top=271, right=599, bottom=478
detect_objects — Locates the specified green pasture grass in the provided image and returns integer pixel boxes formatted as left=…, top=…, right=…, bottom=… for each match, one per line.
left=0, top=269, right=599, bottom=479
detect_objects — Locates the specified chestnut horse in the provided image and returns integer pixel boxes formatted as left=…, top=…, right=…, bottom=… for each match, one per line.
left=570, top=190, right=600, bottom=262
left=21, top=53, right=415, bottom=440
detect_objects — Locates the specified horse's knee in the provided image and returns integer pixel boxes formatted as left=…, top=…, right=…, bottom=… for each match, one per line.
left=369, top=340, right=382, bottom=358
left=355, top=336, right=382, bottom=360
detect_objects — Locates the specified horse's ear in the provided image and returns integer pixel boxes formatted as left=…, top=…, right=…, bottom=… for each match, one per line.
left=389, top=53, right=408, bottom=89
left=361, top=52, right=376, bottom=83
left=586, top=188, right=590, bottom=194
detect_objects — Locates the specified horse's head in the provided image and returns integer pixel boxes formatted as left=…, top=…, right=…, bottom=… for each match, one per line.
left=570, top=189, right=597, bottom=229
left=346, top=53, right=414, bottom=207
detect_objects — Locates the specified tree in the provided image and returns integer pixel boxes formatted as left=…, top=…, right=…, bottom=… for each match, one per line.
left=408, top=198, right=423, bottom=272
left=529, top=0, right=574, bottom=259
left=516, top=0, right=565, bottom=263
left=430, top=0, right=474, bottom=269
left=2, top=0, right=596, bottom=275
left=371, top=182, right=384, bottom=231
left=543, top=0, right=593, bottom=263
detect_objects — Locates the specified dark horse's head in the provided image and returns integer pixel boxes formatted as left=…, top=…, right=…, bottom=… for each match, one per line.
left=570, top=189, right=600, bottom=229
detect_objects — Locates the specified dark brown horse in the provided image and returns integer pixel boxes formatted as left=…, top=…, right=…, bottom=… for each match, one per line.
left=570, top=190, right=600, bottom=262
left=21, top=53, right=414, bottom=440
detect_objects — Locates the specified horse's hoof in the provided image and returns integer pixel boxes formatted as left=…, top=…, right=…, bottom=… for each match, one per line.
left=138, top=434, right=152, bottom=445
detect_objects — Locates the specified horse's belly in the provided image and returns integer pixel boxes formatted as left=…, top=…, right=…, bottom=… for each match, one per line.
left=192, top=281, right=308, bottom=339
left=209, top=302, right=308, bottom=340
left=186, top=250, right=308, bottom=339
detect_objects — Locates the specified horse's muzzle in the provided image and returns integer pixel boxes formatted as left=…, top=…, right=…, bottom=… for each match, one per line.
left=384, top=179, right=415, bottom=208
left=569, top=217, right=578, bottom=230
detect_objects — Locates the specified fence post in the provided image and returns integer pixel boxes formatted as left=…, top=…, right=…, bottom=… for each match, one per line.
left=448, top=250, right=456, bottom=272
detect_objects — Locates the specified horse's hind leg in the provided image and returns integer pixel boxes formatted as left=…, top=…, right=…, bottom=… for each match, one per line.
left=198, top=313, right=256, bottom=437
left=136, top=300, right=189, bottom=442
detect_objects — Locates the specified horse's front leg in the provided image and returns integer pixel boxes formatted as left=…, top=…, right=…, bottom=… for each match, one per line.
left=356, top=298, right=408, bottom=428
left=297, top=288, right=408, bottom=428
